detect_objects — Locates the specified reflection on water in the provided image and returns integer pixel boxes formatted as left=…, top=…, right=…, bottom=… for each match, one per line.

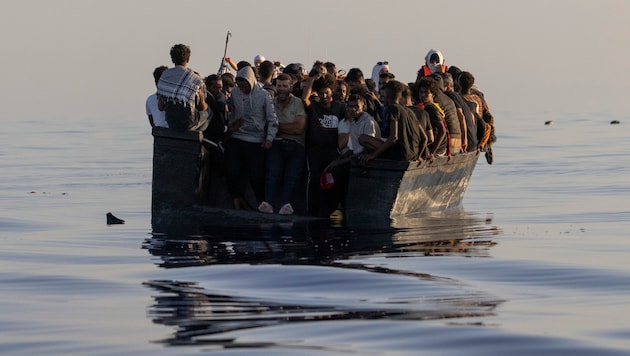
left=143, top=211, right=502, bottom=348
left=143, top=210, right=499, bottom=268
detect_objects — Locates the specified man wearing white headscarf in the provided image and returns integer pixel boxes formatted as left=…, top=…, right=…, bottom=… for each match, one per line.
left=415, top=49, right=448, bottom=82
left=254, top=54, right=266, bottom=67
left=370, top=61, right=390, bottom=92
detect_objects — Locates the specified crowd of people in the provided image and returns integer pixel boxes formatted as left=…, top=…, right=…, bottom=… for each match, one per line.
left=146, top=44, right=496, bottom=220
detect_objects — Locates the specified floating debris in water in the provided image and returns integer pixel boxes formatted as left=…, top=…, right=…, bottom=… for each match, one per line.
left=610, top=120, right=620, bottom=125
left=106, top=212, right=125, bottom=225
left=544, top=120, right=554, bottom=125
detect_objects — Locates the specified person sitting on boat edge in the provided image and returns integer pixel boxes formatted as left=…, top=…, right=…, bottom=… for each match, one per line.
left=157, top=44, right=209, bottom=132
left=225, top=65, right=279, bottom=211
left=457, top=71, right=495, bottom=163
left=440, top=72, right=476, bottom=153
left=341, top=94, right=381, bottom=156
left=413, top=78, right=448, bottom=157
left=429, top=73, right=463, bottom=154
left=258, top=74, right=307, bottom=215
left=400, top=85, right=430, bottom=162
left=325, top=93, right=382, bottom=220
left=146, top=65, right=169, bottom=128
left=358, top=80, right=421, bottom=163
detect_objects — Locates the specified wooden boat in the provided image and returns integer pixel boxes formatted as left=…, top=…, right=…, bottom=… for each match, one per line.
left=151, top=127, right=479, bottom=226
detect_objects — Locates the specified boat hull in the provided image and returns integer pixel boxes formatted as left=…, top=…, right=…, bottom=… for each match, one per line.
left=151, top=127, right=479, bottom=227
left=345, top=153, right=479, bottom=224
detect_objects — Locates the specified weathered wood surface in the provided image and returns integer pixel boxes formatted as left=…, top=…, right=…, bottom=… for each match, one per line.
left=152, top=127, right=203, bottom=213
left=345, top=153, right=479, bottom=224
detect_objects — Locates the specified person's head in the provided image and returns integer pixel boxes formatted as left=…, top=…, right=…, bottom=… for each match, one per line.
left=221, top=72, right=235, bottom=82
left=235, top=66, right=256, bottom=94
left=424, top=49, right=445, bottom=73
left=400, top=85, right=413, bottom=106
left=346, top=93, right=365, bottom=118
left=447, top=66, right=462, bottom=92
left=237, top=61, right=252, bottom=70
left=312, top=73, right=337, bottom=108
left=283, top=63, right=306, bottom=82
left=170, top=44, right=191, bottom=66
left=204, top=74, right=222, bottom=97
left=258, top=60, right=275, bottom=83
left=221, top=76, right=234, bottom=99
left=254, top=54, right=265, bottom=67
left=153, top=65, right=168, bottom=86
left=429, top=73, right=445, bottom=92
left=380, top=80, right=405, bottom=106
left=236, top=78, right=251, bottom=94
left=457, top=71, right=475, bottom=93
left=324, top=61, right=337, bottom=78
left=311, top=60, right=327, bottom=76
left=275, top=73, right=293, bottom=99
left=416, top=77, right=439, bottom=103
left=333, top=80, right=350, bottom=102
left=344, top=68, right=365, bottom=93
left=378, top=72, right=395, bottom=91
left=365, top=79, right=377, bottom=93
left=441, top=72, right=454, bottom=92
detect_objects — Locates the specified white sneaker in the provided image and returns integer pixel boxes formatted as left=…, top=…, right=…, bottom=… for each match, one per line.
left=278, top=203, right=294, bottom=215
left=258, top=201, right=273, bottom=214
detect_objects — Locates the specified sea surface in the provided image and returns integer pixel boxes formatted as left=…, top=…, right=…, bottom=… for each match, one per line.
left=1, top=111, right=629, bottom=355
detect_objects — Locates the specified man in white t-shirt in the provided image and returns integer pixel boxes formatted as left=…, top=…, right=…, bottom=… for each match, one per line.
left=342, top=94, right=381, bottom=155
left=145, top=66, right=169, bottom=128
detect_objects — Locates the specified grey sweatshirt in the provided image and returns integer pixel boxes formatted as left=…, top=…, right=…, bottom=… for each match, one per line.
left=230, top=66, right=278, bottom=143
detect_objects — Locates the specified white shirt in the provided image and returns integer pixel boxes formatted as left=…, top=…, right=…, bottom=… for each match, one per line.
left=349, top=112, right=381, bottom=154
left=146, top=93, right=168, bottom=128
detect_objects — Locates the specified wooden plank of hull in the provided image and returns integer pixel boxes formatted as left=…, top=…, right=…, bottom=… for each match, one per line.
left=345, top=152, right=479, bottom=223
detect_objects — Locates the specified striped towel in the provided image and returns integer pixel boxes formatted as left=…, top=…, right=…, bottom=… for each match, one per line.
left=157, top=66, right=203, bottom=105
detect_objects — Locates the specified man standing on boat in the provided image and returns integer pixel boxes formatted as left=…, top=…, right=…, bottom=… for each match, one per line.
left=157, top=44, right=209, bottom=131
left=258, top=73, right=307, bottom=215
left=225, top=65, right=279, bottom=210
left=302, top=73, right=345, bottom=217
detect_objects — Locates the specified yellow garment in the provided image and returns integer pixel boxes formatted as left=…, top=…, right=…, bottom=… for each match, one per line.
left=479, top=123, right=492, bottom=148
left=433, top=102, right=445, bottom=119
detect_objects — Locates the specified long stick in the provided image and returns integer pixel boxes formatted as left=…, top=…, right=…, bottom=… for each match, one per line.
left=218, top=31, right=232, bottom=74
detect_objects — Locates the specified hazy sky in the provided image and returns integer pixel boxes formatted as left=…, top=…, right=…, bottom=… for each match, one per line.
left=2, top=0, right=629, bottom=121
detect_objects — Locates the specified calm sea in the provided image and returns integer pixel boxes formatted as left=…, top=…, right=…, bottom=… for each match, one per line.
left=1, top=111, right=629, bottom=355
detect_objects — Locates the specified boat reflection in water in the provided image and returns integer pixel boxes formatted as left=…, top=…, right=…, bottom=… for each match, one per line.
left=142, top=210, right=502, bottom=348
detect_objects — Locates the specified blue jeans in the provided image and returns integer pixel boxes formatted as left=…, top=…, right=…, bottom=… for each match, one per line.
left=265, top=139, right=305, bottom=211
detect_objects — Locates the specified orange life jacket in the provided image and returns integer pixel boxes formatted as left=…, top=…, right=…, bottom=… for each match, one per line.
left=418, top=64, right=448, bottom=78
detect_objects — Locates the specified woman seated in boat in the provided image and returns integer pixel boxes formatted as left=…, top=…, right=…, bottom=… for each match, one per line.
left=358, top=80, right=421, bottom=163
